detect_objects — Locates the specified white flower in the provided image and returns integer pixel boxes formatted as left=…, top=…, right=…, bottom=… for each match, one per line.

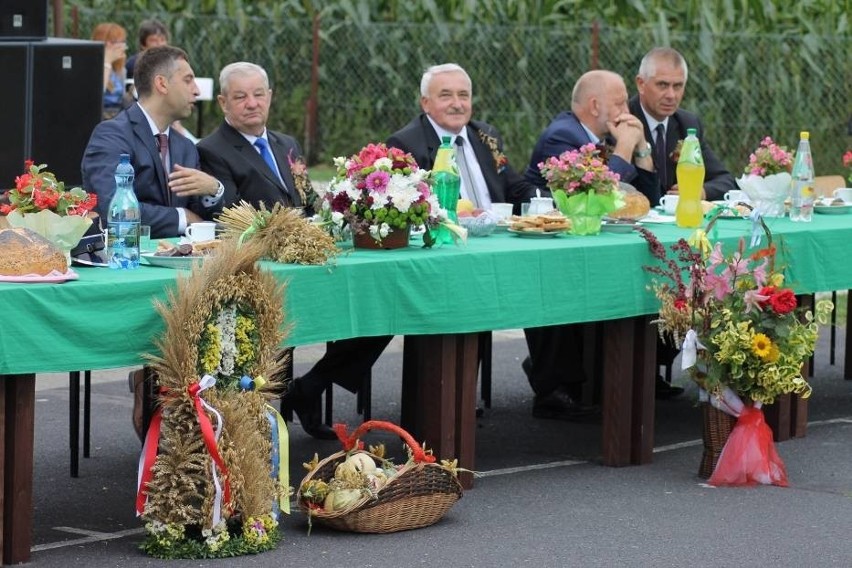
left=333, top=156, right=347, bottom=169
left=331, top=211, right=344, bottom=226
left=373, top=157, right=393, bottom=170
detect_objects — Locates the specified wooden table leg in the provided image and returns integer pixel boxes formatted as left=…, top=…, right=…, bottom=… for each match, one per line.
left=401, top=334, right=477, bottom=489
left=3, top=374, right=35, bottom=565
left=602, top=317, right=654, bottom=466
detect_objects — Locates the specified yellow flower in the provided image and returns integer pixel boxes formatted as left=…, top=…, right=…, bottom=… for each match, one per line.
left=766, top=343, right=780, bottom=363
left=769, top=272, right=784, bottom=287
left=751, top=333, right=773, bottom=359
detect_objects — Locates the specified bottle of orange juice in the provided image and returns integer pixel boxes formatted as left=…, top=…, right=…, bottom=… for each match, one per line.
left=675, top=128, right=705, bottom=228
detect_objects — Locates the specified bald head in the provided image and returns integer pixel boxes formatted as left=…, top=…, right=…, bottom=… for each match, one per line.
left=570, top=70, right=629, bottom=138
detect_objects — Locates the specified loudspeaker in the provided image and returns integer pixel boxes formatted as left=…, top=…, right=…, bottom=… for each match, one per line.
left=0, top=39, right=103, bottom=188
left=0, top=0, right=48, bottom=41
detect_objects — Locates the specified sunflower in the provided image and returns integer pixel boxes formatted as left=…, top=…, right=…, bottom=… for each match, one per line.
left=751, top=333, right=773, bottom=359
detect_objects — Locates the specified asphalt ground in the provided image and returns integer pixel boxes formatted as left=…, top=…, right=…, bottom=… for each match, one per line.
left=26, top=310, right=852, bottom=567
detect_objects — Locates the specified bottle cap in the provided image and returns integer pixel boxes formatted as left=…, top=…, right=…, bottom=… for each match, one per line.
left=441, top=135, right=452, bottom=144
left=800, top=131, right=810, bottom=140
left=686, top=128, right=698, bottom=136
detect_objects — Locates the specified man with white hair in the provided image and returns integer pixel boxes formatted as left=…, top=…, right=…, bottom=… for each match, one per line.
left=198, top=61, right=317, bottom=212
left=630, top=47, right=736, bottom=201
left=388, top=63, right=537, bottom=211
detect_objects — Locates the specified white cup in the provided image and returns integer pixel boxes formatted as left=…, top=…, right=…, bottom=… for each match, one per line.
left=659, top=194, right=679, bottom=214
left=528, top=196, right=554, bottom=216
left=185, top=221, right=217, bottom=242
left=832, top=188, right=852, bottom=203
left=723, top=189, right=748, bottom=203
left=490, top=202, right=514, bottom=221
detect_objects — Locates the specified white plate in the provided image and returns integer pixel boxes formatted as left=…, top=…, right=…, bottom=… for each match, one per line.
left=140, top=252, right=207, bottom=269
left=0, top=269, right=79, bottom=283
left=814, top=205, right=852, bottom=215
left=601, top=222, right=639, bottom=233
left=507, top=228, right=565, bottom=238
left=640, top=211, right=676, bottom=224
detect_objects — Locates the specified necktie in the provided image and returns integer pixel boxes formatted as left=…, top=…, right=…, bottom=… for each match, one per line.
left=654, top=123, right=668, bottom=190
left=253, top=138, right=278, bottom=178
left=156, top=133, right=169, bottom=172
left=455, top=136, right=481, bottom=209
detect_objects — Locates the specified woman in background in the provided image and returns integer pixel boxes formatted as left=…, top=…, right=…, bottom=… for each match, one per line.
left=91, top=22, right=128, bottom=120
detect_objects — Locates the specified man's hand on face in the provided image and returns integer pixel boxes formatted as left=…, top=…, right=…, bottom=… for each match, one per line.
left=169, top=164, right=220, bottom=197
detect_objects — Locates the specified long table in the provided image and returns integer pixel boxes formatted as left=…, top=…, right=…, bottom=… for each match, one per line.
left=3, top=213, right=852, bottom=563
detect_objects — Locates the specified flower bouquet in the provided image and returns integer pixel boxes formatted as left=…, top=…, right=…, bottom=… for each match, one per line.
left=538, top=143, right=624, bottom=235
left=1, top=160, right=98, bottom=263
left=736, top=137, right=794, bottom=217
left=320, top=143, right=446, bottom=249
left=843, top=150, right=852, bottom=186
left=640, top=224, right=832, bottom=486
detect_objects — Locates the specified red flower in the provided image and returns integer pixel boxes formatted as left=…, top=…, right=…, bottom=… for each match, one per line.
left=0, top=204, right=12, bottom=215
left=769, top=289, right=797, bottom=314
left=673, top=298, right=687, bottom=310
left=757, top=286, right=776, bottom=306
left=24, top=159, right=34, bottom=169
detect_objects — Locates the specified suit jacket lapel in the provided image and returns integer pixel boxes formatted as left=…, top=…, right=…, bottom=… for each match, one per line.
left=129, top=105, right=170, bottom=205
left=268, top=133, right=298, bottom=204
left=222, top=123, right=289, bottom=197
left=466, top=124, right=505, bottom=202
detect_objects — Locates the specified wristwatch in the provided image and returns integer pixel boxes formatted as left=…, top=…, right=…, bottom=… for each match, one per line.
left=634, top=142, right=652, bottom=159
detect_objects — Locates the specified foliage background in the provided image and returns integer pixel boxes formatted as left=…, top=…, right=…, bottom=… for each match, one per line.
left=62, top=0, right=851, bottom=177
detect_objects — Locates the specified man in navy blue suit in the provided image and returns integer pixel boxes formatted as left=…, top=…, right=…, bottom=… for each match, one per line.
left=525, top=69, right=660, bottom=205
left=83, top=45, right=223, bottom=239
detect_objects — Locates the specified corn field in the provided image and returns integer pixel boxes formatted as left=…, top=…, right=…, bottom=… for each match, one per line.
left=62, top=0, right=851, bottom=176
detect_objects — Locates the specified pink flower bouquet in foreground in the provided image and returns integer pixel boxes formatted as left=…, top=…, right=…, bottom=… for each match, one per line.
left=640, top=227, right=832, bottom=486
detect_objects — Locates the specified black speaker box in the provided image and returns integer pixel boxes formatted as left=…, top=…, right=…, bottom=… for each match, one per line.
left=0, top=39, right=103, bottom=188
left=0, top=0, right=48, bottom=40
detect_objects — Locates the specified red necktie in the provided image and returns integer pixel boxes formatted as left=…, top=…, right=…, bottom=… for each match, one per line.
left=156, top=133, right=169, bottom=172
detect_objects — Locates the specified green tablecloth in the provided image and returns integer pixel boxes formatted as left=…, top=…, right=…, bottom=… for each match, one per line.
left=2, top=214, right=851, bottom=374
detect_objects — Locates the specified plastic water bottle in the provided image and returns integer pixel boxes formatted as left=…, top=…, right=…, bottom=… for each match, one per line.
left=789, top=131, right=814, bottom=222
left=675, top=128, right=705, bottom=228
left=107, top=154, right=141, bottom=269
left=431, top=136, right=460, bottom=243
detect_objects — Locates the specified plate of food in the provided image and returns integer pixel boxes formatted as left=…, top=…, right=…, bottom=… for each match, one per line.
left=140, top=240, right=220, bottom=269
left=814, top=198, right=852, bottom=214
left=507, top=228, right=566, bottom=238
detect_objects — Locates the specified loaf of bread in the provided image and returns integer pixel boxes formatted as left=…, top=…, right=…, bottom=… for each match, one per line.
left=0, top=227, right=68, bottom=276
left=610, top=190, right=651, bottom=220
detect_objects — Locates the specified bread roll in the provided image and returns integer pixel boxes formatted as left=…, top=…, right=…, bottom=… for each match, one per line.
left=0, top=227, right=68, bottom=276
left=610, top=190, right=650, bottom=220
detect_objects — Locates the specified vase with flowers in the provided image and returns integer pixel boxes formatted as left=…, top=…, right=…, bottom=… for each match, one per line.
left=1, top=160, right=98, bottom=263
left=538, top=143, right=624, bottom=235
left=736, top=137, right=794, bottom=217
left=639, top=225, right=832, bottom=486
left=321, top=143, right=446, bottom=249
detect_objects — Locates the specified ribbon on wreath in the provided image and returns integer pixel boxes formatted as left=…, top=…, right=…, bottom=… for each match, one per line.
left=265, top=404, right=290, bottom=516
left=136, top=375, right=232, bottom=524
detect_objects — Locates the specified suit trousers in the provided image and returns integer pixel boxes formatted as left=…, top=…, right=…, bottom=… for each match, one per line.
left=300, top=336, right=393, bottom=397
left=523, top=323, right=587, bottom=398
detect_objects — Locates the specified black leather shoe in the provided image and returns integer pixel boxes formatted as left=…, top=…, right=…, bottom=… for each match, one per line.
left=655, top=375, right=685, bottom=400
left=283, top=379, right=337, bottom=440
left=532, top=387, right=600, bottom=422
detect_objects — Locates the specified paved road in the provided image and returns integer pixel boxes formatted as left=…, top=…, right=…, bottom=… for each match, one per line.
left=27, top=323, right=852, bottom=567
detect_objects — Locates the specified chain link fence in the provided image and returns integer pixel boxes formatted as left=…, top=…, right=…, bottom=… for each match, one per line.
left=69, top=9, right=851, bottom=176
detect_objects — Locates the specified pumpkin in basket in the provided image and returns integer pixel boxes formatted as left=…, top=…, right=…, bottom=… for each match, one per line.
left=297, top=421, right=463, bottom=533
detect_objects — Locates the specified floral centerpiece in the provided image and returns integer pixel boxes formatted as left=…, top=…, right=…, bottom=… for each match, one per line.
left=320, top=143, right=445, bottom=249
left=1, top=160, right=98, bottom=262
left=639, top=227, right=832, bottom=486
left=538, top=143, right=624, bottom=235
left=736, top=137, right=794, bottom=217
left=843, top=150, right=852, bottom=186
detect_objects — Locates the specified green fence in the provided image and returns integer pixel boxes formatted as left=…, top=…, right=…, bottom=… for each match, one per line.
left=68, top=9, right=851, bottom=177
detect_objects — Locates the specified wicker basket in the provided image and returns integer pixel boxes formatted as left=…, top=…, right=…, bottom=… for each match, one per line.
left=699, top=403, right=738, bottom=479
left=297, top=420, right=463, bottom=533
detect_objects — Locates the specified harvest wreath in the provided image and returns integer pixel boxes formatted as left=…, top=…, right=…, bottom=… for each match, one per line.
left=137, top=238, right=291, bottom=558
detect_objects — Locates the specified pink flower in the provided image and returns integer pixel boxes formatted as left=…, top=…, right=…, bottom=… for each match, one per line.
left=365, top=170, right=389, bottom=192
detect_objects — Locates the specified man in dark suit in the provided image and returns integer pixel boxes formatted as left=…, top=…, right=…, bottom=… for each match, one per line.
left=388, top=65, right=537, bottom=212
left=198, top=62, right=317, bottom=213
left=630, top=47, right=736, bottom=202
left=525, top=69, right=660, bottom=205
left=390, top=63, right=598, bottom=421
left=198, top=62, right=333, bottom=439
left=83, top=45, right=223, bottom=239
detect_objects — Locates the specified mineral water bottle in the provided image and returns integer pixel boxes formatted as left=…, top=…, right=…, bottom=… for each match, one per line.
left=789, top=131, right=815, bottom=222
left=675, top=128, right=705, bottom=228
left=431, top=136, right=460, bottom=243
left=107, top=154, right=141, bottom=269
